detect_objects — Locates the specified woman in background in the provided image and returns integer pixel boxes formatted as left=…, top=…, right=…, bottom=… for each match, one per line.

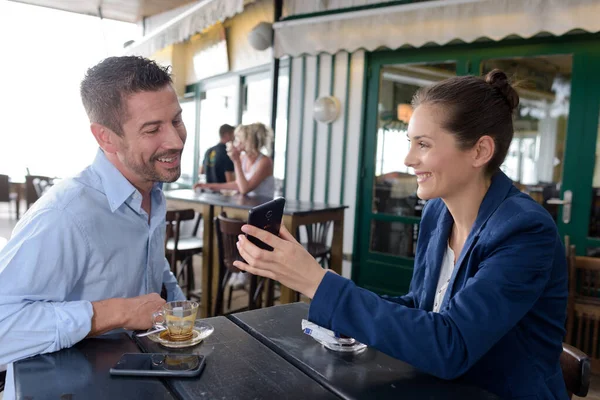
left=195, top=122, right=274, bottom=197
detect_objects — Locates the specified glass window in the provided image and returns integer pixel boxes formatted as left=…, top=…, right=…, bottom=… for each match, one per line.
left=369, top=62, right=456, bottom=256
left=481, top=55, right=572, bottom=223
left=242, top=77, right=270, bottom=125
left=274, top=73, right=290, bottom=183
left=371, top=220, right=419, bottom=258
left=241, top=70, right=290, bottom=183
left=589, top=109, right=600, bottom=239
left=178, top=99, right=197, bottom=187
left=198, top=84, right=238, bottom=176
left=373, top=62, right=457, bottom=216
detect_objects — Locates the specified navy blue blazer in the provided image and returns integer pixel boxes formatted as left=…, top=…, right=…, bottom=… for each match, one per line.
left=309, top=172, right=568, bottom=399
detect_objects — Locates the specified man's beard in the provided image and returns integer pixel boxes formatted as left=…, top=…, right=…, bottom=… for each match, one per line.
left=125, top=151, right=182, bottom=183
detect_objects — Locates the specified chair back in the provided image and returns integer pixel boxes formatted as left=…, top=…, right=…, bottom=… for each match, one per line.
left=301, top=221, right=332, bottom=245
left=565, top=242, right=600, bottom=377
left=165, top=209, right=197, bottom=268
left=0, top=175, right=9, bottom=203
left=569, top=249, right=600, bottom=301
left=215, top=213, right=246, bottom=274
left=297, top=221, right=333, bottom=270
left=560, top=342, right=591, bottom=398
left=25, top=175, right=52, bottom=208
left=214, top=213, right=249, bottom=315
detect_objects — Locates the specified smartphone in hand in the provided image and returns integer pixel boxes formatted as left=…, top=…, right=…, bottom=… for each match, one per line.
left=247, top=197, right=286, bottom=251
left=110, top=353, right=206, bottom=378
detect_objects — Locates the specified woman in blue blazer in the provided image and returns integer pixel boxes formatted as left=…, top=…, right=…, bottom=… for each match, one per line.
left=234, top=69, right=569, bottom=399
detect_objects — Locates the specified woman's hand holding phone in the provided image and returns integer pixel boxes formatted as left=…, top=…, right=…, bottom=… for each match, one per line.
left=234, top=224, right=327, bottom=300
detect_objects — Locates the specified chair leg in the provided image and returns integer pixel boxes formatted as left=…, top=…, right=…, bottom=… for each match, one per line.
left=177, top=258, right=189, bottom=299
left=227, top=284, right=234, bottom=311
left=186, top=256, right=195, bottom=293
left=214, top=269, right=231, bottom=316
left=249, top=275, right=259, bottom=310
left=253, top=277, right=266, bottom=309
left=266, top=279, right=275, bottom=307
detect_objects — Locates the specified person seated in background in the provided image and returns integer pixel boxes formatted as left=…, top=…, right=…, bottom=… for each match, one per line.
left=233, top=70, right=568, bottom=399
left=0, top=56, right=187, bottom=400
left=200, top=124, right=236, bottom=184
left=195, top=122, right=274, bottom=197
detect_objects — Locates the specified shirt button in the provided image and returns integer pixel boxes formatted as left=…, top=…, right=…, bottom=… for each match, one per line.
left=434, top=303, right=438, bottom=307
left=438, top=289, right=442, bottom=293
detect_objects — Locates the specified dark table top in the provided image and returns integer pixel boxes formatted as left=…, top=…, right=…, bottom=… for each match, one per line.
left=134, top=316, right=337, bottom=400
left=228, top=303, right=501, bottom=400
left=14, top=333, right=175, bottom=400
left=165, top=189, right=347, bottom=215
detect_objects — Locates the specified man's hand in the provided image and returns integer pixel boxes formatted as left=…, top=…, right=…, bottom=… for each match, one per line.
left=88, top=293, right=165, bottom=337
left=122, top=293, right=166, bottom=330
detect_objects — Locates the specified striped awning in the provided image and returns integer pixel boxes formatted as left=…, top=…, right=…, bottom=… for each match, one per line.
left=124, top=0, right=244, bottom=57
left=273, top=0, right=600, bottom=57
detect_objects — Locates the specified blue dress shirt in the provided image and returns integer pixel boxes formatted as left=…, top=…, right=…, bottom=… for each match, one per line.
left=0, top=149, right=185, bottom=399
left=309, top=172, right=569, bottom=399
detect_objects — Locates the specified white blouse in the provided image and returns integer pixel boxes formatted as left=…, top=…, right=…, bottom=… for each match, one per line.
left=432, top=243, right=456, bottom=313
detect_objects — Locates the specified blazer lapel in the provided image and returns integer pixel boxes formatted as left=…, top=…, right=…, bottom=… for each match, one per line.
left=441, top=172, right=515, bottom=308
left=421, top=206, right=453, bottom=311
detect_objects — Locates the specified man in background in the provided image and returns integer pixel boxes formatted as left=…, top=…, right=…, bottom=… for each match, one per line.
left=200, top=124, right=235, bottom=184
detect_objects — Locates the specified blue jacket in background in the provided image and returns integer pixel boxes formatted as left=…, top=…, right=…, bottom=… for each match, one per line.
left=309, top=172, right=568, bottom=399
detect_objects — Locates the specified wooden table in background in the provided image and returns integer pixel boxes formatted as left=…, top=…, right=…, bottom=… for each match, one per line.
left=165, top=189, right=347, bottom=318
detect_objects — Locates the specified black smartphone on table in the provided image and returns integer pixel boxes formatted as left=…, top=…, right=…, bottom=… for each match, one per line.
left=110, top=353, right=206, bottom=378
left=247, top=197, right=286, bottom=251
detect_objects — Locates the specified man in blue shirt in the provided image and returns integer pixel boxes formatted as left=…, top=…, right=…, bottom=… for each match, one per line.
left=0, top=56, right=187, bottom=399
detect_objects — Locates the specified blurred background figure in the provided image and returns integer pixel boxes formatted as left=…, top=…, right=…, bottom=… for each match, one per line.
left=195, top=122, right=274, bottom=197
left=200, top=124, right=236, bottom=184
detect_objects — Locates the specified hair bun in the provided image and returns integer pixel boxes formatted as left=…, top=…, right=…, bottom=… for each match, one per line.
left=485, top=69, right=520, bottom=112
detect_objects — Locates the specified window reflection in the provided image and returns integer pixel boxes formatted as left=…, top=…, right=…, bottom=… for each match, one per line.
left=178, top=100, right=197, bottom=187
left=198, top=84, right=238, bottom=178
left=370, top=63, right=455, bottom=257
left=241, top=71, right=290, bottom=188
left=589, top=109, right=600, bottom=239
left=373, top=63, right=456, bottom=216
left=482, top=55, right=572, bottom=222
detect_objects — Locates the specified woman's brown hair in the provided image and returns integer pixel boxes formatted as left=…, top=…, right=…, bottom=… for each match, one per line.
left=412, top=69, right=519, bottom=175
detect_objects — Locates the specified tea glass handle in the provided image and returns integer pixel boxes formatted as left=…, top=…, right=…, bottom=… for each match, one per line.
left=152, top=310, right=166, bottom=329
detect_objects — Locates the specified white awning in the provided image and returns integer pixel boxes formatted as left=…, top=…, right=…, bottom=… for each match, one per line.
left=124, top=0, right=244, bottom=57
left=273, top=0, right=600, bottom=57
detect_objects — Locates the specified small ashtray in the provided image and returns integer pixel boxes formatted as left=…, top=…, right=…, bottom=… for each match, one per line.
left=302, top=319, right=367, bottom=353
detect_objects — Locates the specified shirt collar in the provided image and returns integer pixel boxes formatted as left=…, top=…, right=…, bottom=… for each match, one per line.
left=90, top=148, right=138, bottom=213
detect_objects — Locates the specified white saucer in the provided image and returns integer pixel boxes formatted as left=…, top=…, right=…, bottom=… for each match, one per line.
left=145, top=321, right=214, bottom=349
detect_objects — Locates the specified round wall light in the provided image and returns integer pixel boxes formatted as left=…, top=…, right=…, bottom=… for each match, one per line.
left=313, top=96, right=341, bottom=124
left=248, top=22, right=273, bottom=51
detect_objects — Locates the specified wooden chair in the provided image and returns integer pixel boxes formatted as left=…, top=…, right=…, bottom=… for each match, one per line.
left=0, top=174, right=18, bottom=219
left=561, top=342, right=590, bottom=398
left=213, top=212, right=274, bottom=316
left=25, top=175, right=53, bottom=209
left=565, top=242, right=600, bottom=375
left=297, top=221, right=332, bottom=269
left=165, top=209, right=203, bottom=300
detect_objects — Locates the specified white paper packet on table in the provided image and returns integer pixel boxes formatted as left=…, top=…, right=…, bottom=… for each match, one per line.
left=301, top=319, right=344, bottom=345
